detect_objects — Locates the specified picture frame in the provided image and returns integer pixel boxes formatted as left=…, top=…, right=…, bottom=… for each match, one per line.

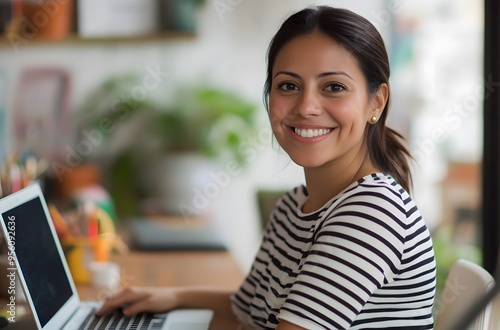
left=12, top=68, right=71, bottom=160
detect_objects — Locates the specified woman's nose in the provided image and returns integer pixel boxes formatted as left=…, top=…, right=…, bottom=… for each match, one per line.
left=294, top=88, right=322, bottom=117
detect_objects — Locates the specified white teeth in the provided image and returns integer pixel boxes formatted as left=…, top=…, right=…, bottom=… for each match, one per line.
left=294, top=128, right=331, bottom=138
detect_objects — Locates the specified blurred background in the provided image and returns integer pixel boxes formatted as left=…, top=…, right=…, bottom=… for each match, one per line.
left=0, top=0, right=487, bottom=303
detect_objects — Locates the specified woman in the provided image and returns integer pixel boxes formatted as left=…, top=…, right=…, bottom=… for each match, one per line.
left=98, top=6, right=436, bottom=330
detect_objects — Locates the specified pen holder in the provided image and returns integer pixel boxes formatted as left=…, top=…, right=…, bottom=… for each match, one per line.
left=62, top=237, right=93, bottom=284
left=61, top=234, right=115, bottom=284
left=92, top=233, right=115, bottom=262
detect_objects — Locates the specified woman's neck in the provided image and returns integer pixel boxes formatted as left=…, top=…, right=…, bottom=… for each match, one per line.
left=301, top=153, right=380, bottom=214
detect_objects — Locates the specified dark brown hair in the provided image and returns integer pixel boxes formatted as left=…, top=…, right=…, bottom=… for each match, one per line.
left=264, top=6, right=413, bottom=192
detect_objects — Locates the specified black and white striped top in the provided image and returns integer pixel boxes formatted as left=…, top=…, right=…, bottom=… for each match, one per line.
left=231, top=173, right=436, bottom=329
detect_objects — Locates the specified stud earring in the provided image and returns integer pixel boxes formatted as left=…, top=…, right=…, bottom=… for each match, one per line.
left=370, top=116, right=377, bottom=123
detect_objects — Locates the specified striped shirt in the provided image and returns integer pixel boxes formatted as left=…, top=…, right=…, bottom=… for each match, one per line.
left=231, top=173, right=436, bottom=329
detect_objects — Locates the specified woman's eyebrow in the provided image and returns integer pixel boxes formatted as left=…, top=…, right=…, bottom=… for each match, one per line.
left=273, top=71, right=300, bottom=79
left=273, top=70, right=354, bottom=81
left=318, top=71, right=354, bottom=81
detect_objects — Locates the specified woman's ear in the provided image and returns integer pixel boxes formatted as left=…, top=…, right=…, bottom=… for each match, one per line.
left=369, top=83, right=389, bottom=122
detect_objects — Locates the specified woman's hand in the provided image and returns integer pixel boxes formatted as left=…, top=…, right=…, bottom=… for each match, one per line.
left=96, top=286, right=182, bottom=316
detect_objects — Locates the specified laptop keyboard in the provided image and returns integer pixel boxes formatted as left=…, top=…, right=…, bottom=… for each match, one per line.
left=78, top=309, right=167, bottom=330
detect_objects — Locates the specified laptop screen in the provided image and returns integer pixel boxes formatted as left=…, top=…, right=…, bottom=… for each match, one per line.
left=1, top=196, right=73, bottom=327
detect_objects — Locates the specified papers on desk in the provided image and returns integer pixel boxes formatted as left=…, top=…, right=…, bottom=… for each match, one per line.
left=129, top=218, right=227, bottom=251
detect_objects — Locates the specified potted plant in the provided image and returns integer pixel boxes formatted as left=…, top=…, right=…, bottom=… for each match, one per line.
left=159, top=0, right=206, bottom=32
left=76, top=75, right=258, bottom=216
left=151, top=87, right=256, bottom=164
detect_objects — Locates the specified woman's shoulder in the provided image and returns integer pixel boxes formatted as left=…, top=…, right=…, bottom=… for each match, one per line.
left=276, top=184, right=309, bottom=207
left=330, top=172, right=420, bottom=224
left=344, top=172, right=410, bottom=204
left=316, top=173, right=428, bottom=248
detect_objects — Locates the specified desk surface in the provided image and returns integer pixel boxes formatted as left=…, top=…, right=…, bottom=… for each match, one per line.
left=77, top=250, right=245, bottom=300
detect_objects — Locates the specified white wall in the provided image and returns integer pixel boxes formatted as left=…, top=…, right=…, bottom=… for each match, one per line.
left=0, top=0, right=389, bottom=271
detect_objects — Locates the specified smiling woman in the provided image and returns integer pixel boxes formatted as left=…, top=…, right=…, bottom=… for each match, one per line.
left=96, top=6, right=436, bottom=330
left=231, top=6, right=436, bottom=330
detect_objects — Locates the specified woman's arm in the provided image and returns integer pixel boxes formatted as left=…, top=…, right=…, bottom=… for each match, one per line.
left=178, top=287, right=241, bottom=329
left=177, top=286, right=239, bottom=325
left=276, top=320, right=307, bottom=330
left=96, top=286, right=240, bottom=328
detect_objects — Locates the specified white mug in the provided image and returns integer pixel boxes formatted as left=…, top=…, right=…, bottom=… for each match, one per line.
left=88, top=262, right=121, bottom=290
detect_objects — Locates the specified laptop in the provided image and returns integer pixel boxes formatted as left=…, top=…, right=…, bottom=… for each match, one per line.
left=0, top=183, right=214, bottom=330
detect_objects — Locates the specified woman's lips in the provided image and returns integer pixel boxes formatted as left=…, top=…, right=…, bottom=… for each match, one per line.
left=288, top=126, right=335, bottom=142
left=293, top=127, right=332, bottom=138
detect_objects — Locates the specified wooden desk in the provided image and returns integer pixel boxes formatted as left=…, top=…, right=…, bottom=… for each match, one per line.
left=77, top=250, right=245, bottom=299
left=76, top=249, right=245, bottom=329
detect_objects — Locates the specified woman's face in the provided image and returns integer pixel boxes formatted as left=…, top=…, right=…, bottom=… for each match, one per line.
left=269, top=32, right=385, bottom=170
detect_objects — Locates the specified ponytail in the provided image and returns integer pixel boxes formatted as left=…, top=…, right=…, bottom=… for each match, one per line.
left=368, top=124, right=413, bottom=193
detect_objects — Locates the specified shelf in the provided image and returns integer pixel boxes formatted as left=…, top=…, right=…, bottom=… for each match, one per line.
left=0, top=30, right=196, bottom=46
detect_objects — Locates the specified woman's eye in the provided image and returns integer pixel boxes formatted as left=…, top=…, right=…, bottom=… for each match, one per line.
left=325, top=84, right=345, bottom=92
left=278, top=83, right=298, bottom=91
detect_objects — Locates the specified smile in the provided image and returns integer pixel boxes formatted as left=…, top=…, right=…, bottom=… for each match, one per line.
left=293, top=127, right=332, bottom=138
